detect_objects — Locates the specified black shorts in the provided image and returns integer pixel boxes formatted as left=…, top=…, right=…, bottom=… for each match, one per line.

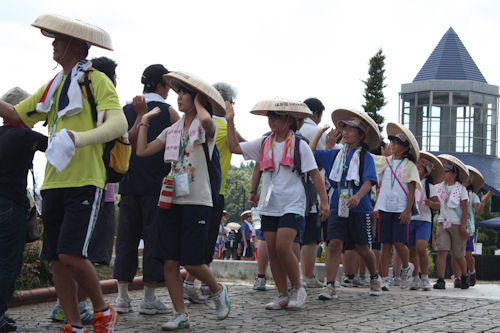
left=87, top=201, right=116, bottom=265
left=206, top=194, right=224, bottom=264
left=261, top=213, right=305, bottom=243
left=302, top=213, right=322, bottom=245
left=326, top=212, right=373, bottom=247
left=154, top=204, right=211, bottom=266
left=378, top=211, right=409, bottom=244
left=40, top=186, right=104, bottom=261
left=241, top=243, right=254, bottom=258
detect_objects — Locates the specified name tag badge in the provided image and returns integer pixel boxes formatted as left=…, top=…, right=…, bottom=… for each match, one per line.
left=262, top=183, right=273, bottom=208
left=174, top=173, right=190, bottom=197
left=386, top=192, right=398, bottom=212
left=338, top=188, right=350, bottom=218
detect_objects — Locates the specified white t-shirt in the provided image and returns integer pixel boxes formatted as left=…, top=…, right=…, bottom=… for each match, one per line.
left=157, top=121, right=217, bottom=207
left=375, top=159, right=408, bottom=213
left=436, top=182, right=469, bottom=225
left=415, top=179, right=438, bottom=223
left=241, top=137, right=318, bottom=217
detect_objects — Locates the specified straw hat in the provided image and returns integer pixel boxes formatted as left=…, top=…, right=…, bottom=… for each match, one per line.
left=437, top=154, right=470, bottom=184
left=226, top=222, right=241, bottom=231
left=32, top=14, right=113, bottom=50
left=1, top=87, right=30, bottom=105
left=386, top=122, right=420, bottom=161
left=250, top=99, right=313, bottom=119
left=163, top=71, right=226, bottom=116
left=419, top=152, right=444, bottom=184
left=331, top=108, right=381, bottom=150
left=240, top=210, right=251, bottom=218
left=466, top=165, right=485, bottom=191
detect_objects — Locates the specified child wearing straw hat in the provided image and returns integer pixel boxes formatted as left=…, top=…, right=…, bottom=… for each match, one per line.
left=309, top=108, right=383, bottom=299
left=408, top=152, right=443, bottom=291
left=225, top=98, right=329, bottom=310
left=433, top=154, right=470, bottom=290
left=135, top=71, right=230, bottom=330
left=239, top=210, right=255, bottom=260
left=373, top=123, right=421, bottom=291
left=450, top=165, right=490, bottom=287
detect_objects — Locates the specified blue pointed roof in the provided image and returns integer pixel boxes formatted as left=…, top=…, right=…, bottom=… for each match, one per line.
left=413, top=27, right=487, bottom=83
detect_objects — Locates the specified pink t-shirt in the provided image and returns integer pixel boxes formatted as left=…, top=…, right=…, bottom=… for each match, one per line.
left=104, top=183, right=115, bottom=203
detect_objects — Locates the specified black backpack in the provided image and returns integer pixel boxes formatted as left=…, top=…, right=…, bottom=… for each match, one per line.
left=225, top=229, right=241, bottom=249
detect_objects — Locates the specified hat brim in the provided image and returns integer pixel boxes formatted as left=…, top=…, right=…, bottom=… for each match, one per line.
left=226, top=222, right=241, bottom=231
left=250, top=99, right=313, bottom=119
left=32, top=14, right=113, bottom=51
left=387, top=122, right=420, bottom=161
left=466, top=165, right=485, bottom=191
left=240, top=210, right=251, bottom=218
left=163, top=71, right=226, bottom=116
left=331, top=108, right=381, bottom=150
left=419, top=151, right=444, bottom=184
left=437, top=154, right=470, bottom=183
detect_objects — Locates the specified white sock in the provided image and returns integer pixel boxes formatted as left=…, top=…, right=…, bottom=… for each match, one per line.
left=78, top=301, right=87, bottom=311
left=183, top=281, right=195, bottom=289
left=144, top=286, right=156, bottom=301
left=118, top=283, right=129, bottom=299
left=422, top=275, right=429, bottom=279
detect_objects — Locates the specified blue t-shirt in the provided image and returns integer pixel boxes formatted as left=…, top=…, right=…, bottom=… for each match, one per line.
left=240, top=221, right=252, bottom=242
left=314, top=148, right=377, bottom=214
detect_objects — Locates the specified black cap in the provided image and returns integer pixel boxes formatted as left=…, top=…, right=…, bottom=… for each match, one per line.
left=141, top=64, right=169, bottom=91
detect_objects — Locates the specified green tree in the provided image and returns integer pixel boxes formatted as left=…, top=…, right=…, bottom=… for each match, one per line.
left=362, top=49, right=387, bottom=133
left=224, top=162, right=255, bottom=222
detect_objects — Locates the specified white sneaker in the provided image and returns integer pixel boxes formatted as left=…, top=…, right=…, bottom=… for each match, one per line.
left=161, top=312, right=190, bottom=331
left=409, top=277, right=421, bottom=291
left=254, top=277, right=267, bottom=291
left=400, top=263, right=415, bottom=289
left=392, top=277, right=401, bottom=286
left=265, top=294, right=289, bottom=310
left=421, top=277, right=432, bottom=291
left=341, top=276, right=354, bottom=287
left=352, top=276, right=369, bottom=288
left=318, top=285, right=338, bottom=300
left=369, top=277, right=382, bottom=296
left=183, top=285, right=208, bottom=304
left=287, top=287, right=307, bottom=310
left=303, top=277, right=324, bottom=288
left=114, top=296, right=132, bottom=313
left=140, top=296, right=170, bottom=315
left=212, top=283, right=230, bottom=320
left=381, top=277, right=391, bottom=291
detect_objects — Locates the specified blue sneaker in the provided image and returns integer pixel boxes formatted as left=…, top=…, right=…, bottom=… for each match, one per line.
left=50, top=302, right=93, bottom=324
left=51, top=304, right=65, bottom=322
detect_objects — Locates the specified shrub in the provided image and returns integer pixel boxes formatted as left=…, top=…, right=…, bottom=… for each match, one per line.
left=15, top=241, right=53, bottom=290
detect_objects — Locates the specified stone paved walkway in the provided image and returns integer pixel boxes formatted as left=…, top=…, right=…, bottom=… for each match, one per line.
left=8, top=281, right=500, bottom=332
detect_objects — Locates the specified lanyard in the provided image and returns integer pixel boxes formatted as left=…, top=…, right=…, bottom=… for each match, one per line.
left=390, top=158, right=404, bottom=189
left=178, top=130, right=190, bottom=167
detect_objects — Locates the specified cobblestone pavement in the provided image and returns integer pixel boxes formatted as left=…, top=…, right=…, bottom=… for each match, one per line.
left=8, top=281, right=500, bottom=332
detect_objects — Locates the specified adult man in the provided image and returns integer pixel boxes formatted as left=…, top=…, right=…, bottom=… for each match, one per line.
left=0, top=87, right=48, bottom=332
left=0, top=14, right=127, bottom=333
left=113, top=64, right=179, bottom=314
left=298, top=97, right=327, bottom=288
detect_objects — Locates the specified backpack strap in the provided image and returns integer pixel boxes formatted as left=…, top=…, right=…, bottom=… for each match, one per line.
left=202, top=141, right=217, bottom=205
left=79, top=68, right=97, bottom=123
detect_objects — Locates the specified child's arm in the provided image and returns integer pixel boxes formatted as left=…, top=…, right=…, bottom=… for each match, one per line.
left=460, top=199, right=469, bottom=239
left=136, top=107, right=165, bottom=157
left=225, top=101, right=243, bottom=154
left=347, top=180, right=373, bottom=209
left=194, top=94, right=215, bottom=138
left=308, top=168, right=330, bottom=221
left=475, top=191, right=491, bottom=215
left=424, top=196, right=441, bottom=210
left=309, top=125, right=329, bottom=153
left=399, top=180, right=416, bottom=225
left=249, top=162, right=261, bottom=206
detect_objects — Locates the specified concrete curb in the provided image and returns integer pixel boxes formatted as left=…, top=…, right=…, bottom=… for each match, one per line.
left=11, top=277, right=144, bottom=307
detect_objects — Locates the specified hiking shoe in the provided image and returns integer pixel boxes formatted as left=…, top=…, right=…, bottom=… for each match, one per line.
left=469, top=272, right=477, bottom=286
left=62, top=324, right=88, bottom=333
left=183, top=285, right=208, bottom=304
left=79, top=305, right=94, bottom=325
left=392, top=277, right=401, bottom=286
left=421, top=277, right=432, bottom=291
left=318, top=285, right=338, bottom=300
left=140, top=296, right=170, bottom=315
left=303, top=277, right=324, bottom=288
left=113, top=296, right=132, bottom=314
left=400, top=263, right=414, bottom=289
left=341, top=276, right=354, bottom=287
left=51, top=304, right=66, bottom=321
left=254, top=277, right=267, bottom=291
left=409, top=277, right=421, bottom=290
left=433, top=278, right=446, bottom=289
left=454, top=277, right=461, bottom=288
left=265, top=294, right=289, bottom=310
left=212, top=283, right=230, bottom=320
left=287, top=287, right=307, bottom=310
left=0, top=315, right=17, bottom=332
left=461, top=275, right=470, bottom=289
left=381, top=277, right=391, bottom=291
left=91, top=305, right=118, bottom=333
left=352, top=276, right=369, bottom=288
left=369, top=277, right=382, bottom=296
left=161, top=312, right=190, bottom=331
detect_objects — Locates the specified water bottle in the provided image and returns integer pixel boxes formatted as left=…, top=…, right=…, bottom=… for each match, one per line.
left=251, top=207, right=261, bottom=230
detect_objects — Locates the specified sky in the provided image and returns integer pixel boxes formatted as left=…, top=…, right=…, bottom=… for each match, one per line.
left=1, top=0, right=499, bottom=183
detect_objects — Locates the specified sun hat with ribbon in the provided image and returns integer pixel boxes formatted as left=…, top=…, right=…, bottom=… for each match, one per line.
left=437, top=154, right=470, bottom=184
left=240, top=210, right=251, bottom=218
left=419, top=151, right=444, bottom=184
left=466, top=165, right=485, bottom=191
left=163, top=71, right=226, bottom=116
left=386, top=122, right=420, bottom=161
left=250, top=98, right=313, bottom=119
left=331, top=108, right=381, bottom=150
left=32, top=14, right=113, bottom=50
